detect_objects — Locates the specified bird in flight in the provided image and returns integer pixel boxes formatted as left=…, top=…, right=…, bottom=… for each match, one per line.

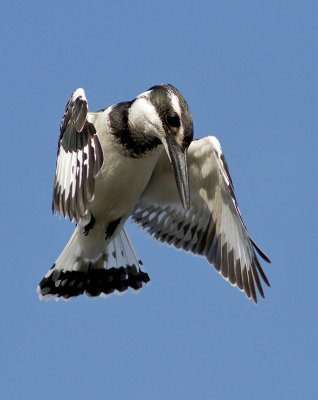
left=37, top=84, right=270, bottom=303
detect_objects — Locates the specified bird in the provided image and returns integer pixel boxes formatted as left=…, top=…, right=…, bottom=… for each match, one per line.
left=37, top=84, right=271, bottom=303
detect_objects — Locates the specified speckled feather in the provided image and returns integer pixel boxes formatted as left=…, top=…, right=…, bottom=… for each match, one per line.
left=132, top=137, right=270, bottom=303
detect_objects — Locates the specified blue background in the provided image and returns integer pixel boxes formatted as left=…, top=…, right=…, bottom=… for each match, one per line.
left=1, top=1, right=317, bottom=399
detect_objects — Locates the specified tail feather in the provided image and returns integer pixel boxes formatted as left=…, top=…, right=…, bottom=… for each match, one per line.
left=37, top=226, right=149, bottom=300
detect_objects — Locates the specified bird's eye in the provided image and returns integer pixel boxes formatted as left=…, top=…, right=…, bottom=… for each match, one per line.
left=166, top=112, right=180, bottom=128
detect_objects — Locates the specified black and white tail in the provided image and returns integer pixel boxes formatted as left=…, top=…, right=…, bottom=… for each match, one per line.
left=37, top=226, right=149, bottom=300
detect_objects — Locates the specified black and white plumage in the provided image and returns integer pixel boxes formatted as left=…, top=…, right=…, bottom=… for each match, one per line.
left=38, top=84, right=270, bottom=303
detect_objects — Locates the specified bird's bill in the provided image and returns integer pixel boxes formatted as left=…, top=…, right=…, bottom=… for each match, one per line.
left=163, top=134, right=190, bottom=210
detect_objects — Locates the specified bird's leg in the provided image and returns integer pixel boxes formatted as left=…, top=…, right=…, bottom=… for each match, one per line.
left=83, top=214, right=96, bottom=236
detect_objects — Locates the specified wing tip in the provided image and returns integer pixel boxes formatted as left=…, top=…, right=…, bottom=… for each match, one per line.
left=250, top=238, right=271, bottom=263
left=72, top=88, right=86, bottom=101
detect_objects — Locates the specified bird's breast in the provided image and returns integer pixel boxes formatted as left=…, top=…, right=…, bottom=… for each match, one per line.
left=90, top=137, right=162, bottom=222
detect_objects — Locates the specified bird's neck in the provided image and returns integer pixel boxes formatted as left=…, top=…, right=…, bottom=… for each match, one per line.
left=108, top=101, right=161, bottom=158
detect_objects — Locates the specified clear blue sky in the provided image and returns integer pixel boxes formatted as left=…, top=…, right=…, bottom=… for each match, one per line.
left=1, top=1, right=317, bottom=399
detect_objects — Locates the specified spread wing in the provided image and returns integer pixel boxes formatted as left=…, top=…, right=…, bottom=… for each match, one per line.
left=52, top=89, right=103, bottom=223
left=132, top=136, right=270, bottom=303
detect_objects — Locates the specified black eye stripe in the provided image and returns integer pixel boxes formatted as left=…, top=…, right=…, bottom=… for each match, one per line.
left=166, top=112, right=180, bottom=128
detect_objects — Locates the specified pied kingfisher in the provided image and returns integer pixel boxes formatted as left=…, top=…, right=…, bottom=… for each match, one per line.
left=37, top=84, right=270, bottom=303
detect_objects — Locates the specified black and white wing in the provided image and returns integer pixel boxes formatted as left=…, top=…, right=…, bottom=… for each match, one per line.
left=132, top=136, right=270, bottom=303
left=52, top=89, right=103, bottom=223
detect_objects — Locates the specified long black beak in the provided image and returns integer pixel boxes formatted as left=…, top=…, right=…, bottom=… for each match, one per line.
left=163, top=134, right=190, bottom=210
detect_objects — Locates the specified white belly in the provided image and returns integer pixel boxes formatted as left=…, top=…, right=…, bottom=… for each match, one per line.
left=90, top=139, right=162, bottom=222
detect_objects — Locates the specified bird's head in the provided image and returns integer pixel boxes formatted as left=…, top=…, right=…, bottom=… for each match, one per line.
left=128, top=84, right=194, bottom=210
